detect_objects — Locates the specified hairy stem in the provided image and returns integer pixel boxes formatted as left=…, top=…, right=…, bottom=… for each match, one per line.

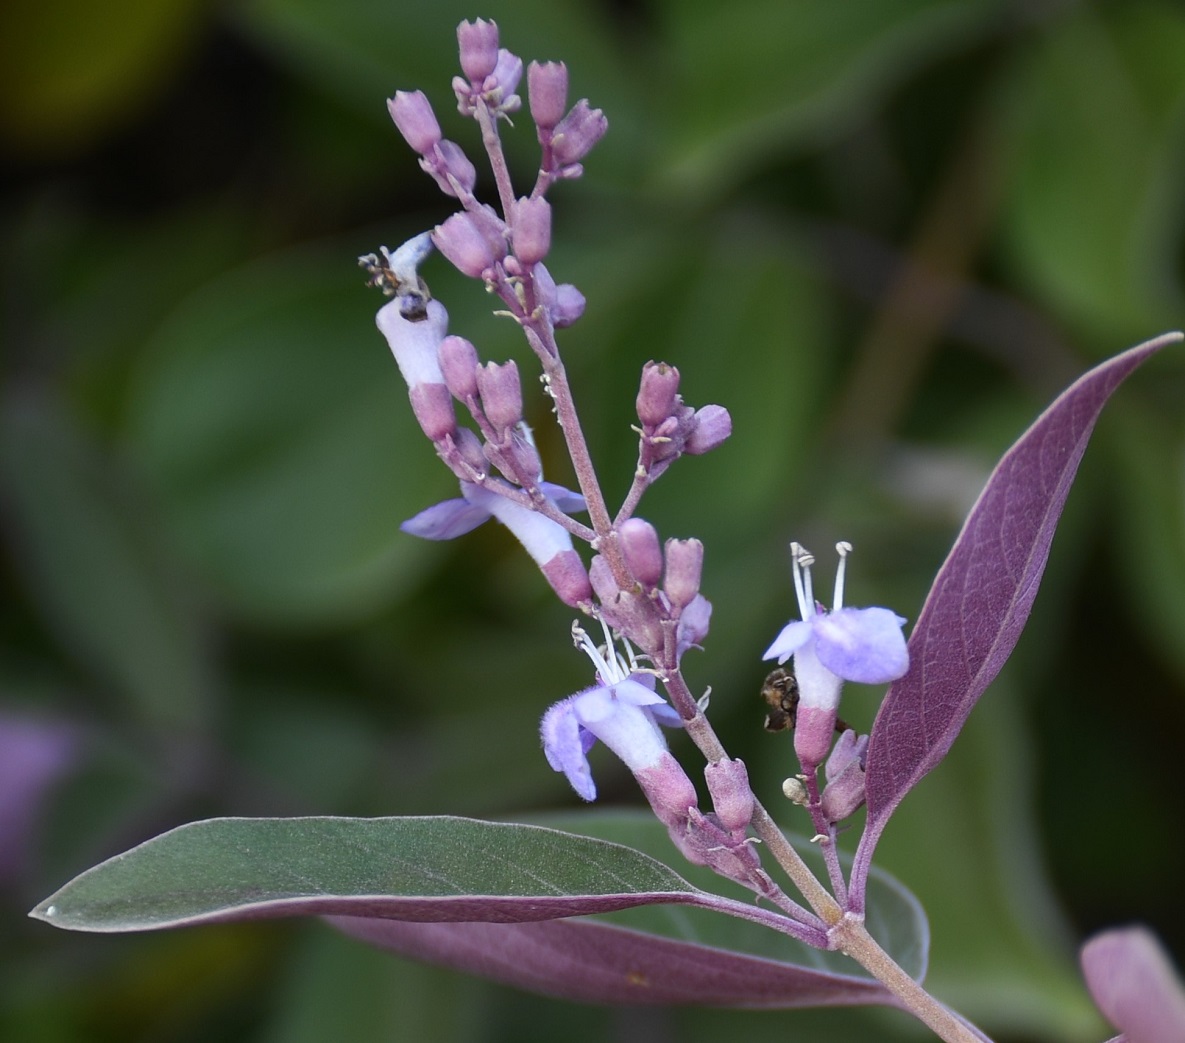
left=833, top=916, right=991, bottom=1043
left=475, top=104, right=517, bottom=220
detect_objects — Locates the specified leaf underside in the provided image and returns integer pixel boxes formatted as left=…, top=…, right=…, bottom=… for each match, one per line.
left=853, top=332, right=1182, bottom=901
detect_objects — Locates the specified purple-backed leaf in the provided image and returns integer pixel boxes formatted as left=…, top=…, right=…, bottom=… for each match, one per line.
left=330, top=917, right=897, bottom=1009
left=851, top=332, right=1181, bottom=904
left=329, top=810, right=927, bottom=1008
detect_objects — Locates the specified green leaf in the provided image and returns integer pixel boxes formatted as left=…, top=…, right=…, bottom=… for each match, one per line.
left=124, top=243, right=442, bottom=625
left=0, top=394, right=212, bottom=731
left=30, top=816, right=709, bottom=933
left=999, top=5, right=1185, bottom=340
left=654, top=0, right=1001, bottom=197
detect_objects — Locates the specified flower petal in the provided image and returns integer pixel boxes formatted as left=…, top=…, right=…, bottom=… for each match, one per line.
left=812, top=607, right=909, bottom=684
left=540, top=696, right=595, bottom=801
left=400, top=498, right=491, bottom=540
left=463, top=484, right=574, bottom=566
left=762, top=619, right=813, bottom=664
left=538, top=481, right=587, bottom=515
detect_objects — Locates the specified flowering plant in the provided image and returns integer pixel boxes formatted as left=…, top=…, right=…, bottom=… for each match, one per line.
left=28, top=19, right=1185, bottom=1043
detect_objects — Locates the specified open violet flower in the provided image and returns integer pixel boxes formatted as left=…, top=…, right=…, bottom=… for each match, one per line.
left=763, top=541, right=908, bottom=770
left=401, top=479, right=591, bottom=606
left=541, top=621, right=683, bottom=803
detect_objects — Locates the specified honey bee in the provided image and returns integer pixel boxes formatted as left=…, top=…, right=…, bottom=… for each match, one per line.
left=760, top=666, right=850, bottom=734
left=760, top=667, right=800, bottom=733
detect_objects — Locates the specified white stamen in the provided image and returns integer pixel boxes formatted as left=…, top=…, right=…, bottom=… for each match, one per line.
left=572, top=618, right=632, bottom=685
left=834, top=541, right=852, bottom=611
left=790, top=542, right=815, bottom=619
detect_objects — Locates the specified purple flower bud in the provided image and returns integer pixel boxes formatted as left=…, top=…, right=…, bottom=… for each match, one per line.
left=438, top=335, right=480, bottom=400
left=540, top=549, right=592, bottom=607
left=1082, top=927, right=1185, bottom=1042
left=672, top=808, right=764, bottom=889
left=676, top=593, right=712, bottom=655
left=451, top=427, right=488, bottom=477
left=685, top=404, right=732, bottom=455
left=490, top=50, right=523, bottom=103
left=636, top=361, right=681, bottom=427
left=587, top=554, right=662, bottom=652
left=433, top=208, right=506, bottom=278
left=457, top=19, right=499, bottom=82
left=528, top=61, right=569, bottom=131
left=511, top=196, right=552, bottom=265
left=795, top=703, right=838, bottom=771
left=705, top=758, right=754, bottom=833
left=533, top=263, right=586, bottom=327
left=820, top=729, right=869, bottom=822
left=498, top=427, right=542, bottom=485
left=409, top=382, right=456, bottom=442
left=387, top=90, right=442, bottom=154
left=476, top=360, right=523, bottom=431
left=663, top=538, right=703, bottom=609
left=635, top=753, right=699, bottom=829
left=553, top=283, right=586, bottom=327
left=619, top=518, right=663, bottom=588
left=552, top=100, right=608, bottom=167
left=588, top=553, right=619, bottom=606
left=421, top=139, right=476, bottom=198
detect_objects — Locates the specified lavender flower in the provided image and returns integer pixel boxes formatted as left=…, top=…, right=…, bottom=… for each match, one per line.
left=401, top=480, right=591, bottom=607
left=540, top=623, right=683, bottom=803
left=763, top=542, right=908, bottom=769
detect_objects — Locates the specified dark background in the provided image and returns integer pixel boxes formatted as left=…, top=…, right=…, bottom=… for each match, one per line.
left=3, top=0, right=1184, bottom=1039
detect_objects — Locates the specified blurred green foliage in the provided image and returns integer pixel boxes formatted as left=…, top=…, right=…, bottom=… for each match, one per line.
left=2, top=0, right=1184, bottom=1040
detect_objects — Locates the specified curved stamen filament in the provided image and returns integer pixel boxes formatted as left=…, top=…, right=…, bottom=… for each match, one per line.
left=833, top=541, right=852, bottom=611
left=790, top=542, right=815, bottom=619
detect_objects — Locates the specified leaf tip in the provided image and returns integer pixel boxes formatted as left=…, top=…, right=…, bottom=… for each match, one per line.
left=28, top=899, right=60, bottom=925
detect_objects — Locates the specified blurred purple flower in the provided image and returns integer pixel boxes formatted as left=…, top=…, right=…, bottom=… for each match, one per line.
left=1082, top=927, right=1185, bottom=1043
left=0, top=715, right=78, bottom=883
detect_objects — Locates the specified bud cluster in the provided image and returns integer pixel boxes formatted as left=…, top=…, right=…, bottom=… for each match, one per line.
left=635, top=361, right=732, bottom=481
left=385, top=20, right=597, bottom=339
left=587, top=527, right=709, bottom=667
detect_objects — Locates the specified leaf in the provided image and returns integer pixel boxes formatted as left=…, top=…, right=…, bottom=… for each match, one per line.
left=851, top=332, right=1182, bottom=903
left=529, top=812, right=928, bottom=983
left=30, top=814, right=907, bottom=1009
left=329, top=916, right=893, bottom=1009
left=654, top=0, right=1001, bottom=198
left=30, top=817, right=709, bottom=931
left=0, top=392, right=212, bottom=731
left=999, top=5, right=1185, bottom=340
left=124, top=244, right=444, bottom=625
